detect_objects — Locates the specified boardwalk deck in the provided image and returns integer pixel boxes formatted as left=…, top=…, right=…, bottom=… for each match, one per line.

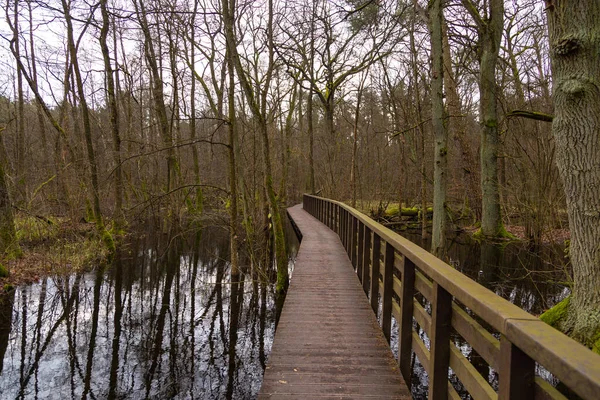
left=258, top=205, right=411, bottom=399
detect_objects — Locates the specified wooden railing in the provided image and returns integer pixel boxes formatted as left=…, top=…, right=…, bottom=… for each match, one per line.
left=303, top=194, right=600, bottom=400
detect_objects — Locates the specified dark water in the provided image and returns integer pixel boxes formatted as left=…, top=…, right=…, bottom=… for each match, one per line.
left=0, top=222, right=299, bottom=400
left=393, top=229, right=571, bottom=399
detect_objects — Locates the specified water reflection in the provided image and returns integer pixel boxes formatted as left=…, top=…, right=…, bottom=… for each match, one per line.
left=0, top=225, right=294, bottom=399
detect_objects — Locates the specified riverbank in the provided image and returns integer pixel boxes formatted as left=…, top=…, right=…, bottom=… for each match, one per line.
left=0, top=215, right=111, bottom=293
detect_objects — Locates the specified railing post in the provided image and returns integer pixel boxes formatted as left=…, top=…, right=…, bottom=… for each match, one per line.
left=398, top=257, right=416, bottom=384
left=357, top=222, right=365, bottom=276
left=341, top=209, right=346, bottom=249
left=498, top=336, right=535, bottom=400
left=346, top=211, right=351, bottom=256
left=362, top=227, right=371, bottom=294
left=351, top=216, right=358, bottom=267
left=428, top=281, right=452, bottom=400
left=331, top=203, right=335, bottom=230
left=370, top=234, right=381, bottom=314
left=381, top=242, right=394, bottom=342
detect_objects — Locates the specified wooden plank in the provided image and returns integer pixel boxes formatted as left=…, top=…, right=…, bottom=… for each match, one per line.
left=415, top=269, right=433, bottom=302
left=504, top=317, right=600, bottom=400
left=259, top=205, right=411, bottom=399
left=451, top=303, right=500, bottom=370
left=362, top=227, right=371, bottom=294
left=370, top=234, right=381, bottom=313
left=381, top=242, right=394, bottom=343
left=412, top=330, right=430, bottom=372
left=393, top=275, right=402, bottom=298
left=413, top=299, right=431, bottom=334
left=498, top=334, right=535, bottom=400
left=351, top=216, right=358, bottom=268
left=449, top=343, right=497, bottom=400
left=534, top=377, right=568, bottom=400
left=429, top=282, right=452, bottom=400
left=357, top=222, right=365, bottom=279
left=398, top=258, right=415, bottom=384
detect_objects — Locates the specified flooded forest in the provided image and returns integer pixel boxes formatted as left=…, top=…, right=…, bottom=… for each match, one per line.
left=1, top=0, right=599, bottom=398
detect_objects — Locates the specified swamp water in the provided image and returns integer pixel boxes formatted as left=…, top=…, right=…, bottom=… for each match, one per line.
left=0, top=222, right=299, bottom=400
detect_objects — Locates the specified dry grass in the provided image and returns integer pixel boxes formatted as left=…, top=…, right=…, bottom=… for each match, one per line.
left=0, top=215, right=110, bottom=292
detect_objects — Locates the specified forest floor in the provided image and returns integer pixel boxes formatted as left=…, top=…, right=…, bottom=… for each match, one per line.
left=0, top=215, right=110, bottom=294
left=357, top=200, right=571, bottom=245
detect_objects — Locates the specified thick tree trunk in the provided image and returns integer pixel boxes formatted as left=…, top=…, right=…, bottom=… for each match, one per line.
left=477, top=1, right=504, bottom=237
left=429, top=0, right=447, bottom=259
left=442, top=19, right=480, bottom=220
left=546, top=1, right=600, bottom=350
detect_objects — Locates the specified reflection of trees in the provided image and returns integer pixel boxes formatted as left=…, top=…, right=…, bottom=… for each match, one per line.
left=144, top=235, right=180, bottom=398
left=109, top=251, right=124, bottom=400
left=0, top=289, right=14, bottom=374
left=0, top=227, right=281, bottom=399
left=82, top=267, right=105, bottom=399
left=17, top=274, right=82, bottom=397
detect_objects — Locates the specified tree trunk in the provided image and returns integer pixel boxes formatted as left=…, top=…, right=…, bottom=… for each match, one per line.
left=429, top=0, right=447, bottom=259
left=462, top=0, right=504, bottom=237
left=99, top=0, right=123, bottom=223
left=221, top=0, right=288, bottom=295
left=62, top=0, right=105, bottom=234
left=442, top=19, right=480, bottom=221
left=546, top=1, right=600, bottom=350
left=0, top=133, right=19, bottom=259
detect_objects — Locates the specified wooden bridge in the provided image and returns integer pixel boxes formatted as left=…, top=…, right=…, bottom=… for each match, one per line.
left=259, top=195, right=600, bottom=400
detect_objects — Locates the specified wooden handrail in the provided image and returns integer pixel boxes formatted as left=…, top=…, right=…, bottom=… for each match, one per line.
left=303, top=194, right=600, bottom=400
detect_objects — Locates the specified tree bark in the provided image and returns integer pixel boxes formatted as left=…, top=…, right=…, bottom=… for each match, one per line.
left=429, top=0, right=447, bottom=258
left=99, top=0, right=124, bottom=223
left=546, top=1, right=600, bottom=349
left=462, top=0, right=504, bottom=237
left=62, top=0, right=105, bottom=231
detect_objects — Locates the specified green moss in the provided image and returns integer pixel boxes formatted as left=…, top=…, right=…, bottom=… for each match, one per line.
left=540, top=296, right=570, bottom=328
left=592, top=331, right=600, bottom=355
left=15, top=215, right=59, bottom=243
left=101, top=229, right=116, bottom=254
left=473, top=225, right=518, bottom=241
left=0, top=263, right=8, bottom=278
left=497, top=225, right=518, bottom=240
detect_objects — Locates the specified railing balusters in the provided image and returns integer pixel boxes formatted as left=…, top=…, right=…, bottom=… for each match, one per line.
left=399, top=257, right=416, bottom=382
left=351, top=216, right=358, bottom=268
left=370, top=234, right=381, bottom=314
left=301, top=195, right=600, bottom=400
left=357, top=222, right=365, bottom=276
left=382, top=242, right=394, bottom=342
left=498, top=335, right=535, bottom=400
left=429, top=282, right=452, bottom=400
left=362, top=227, right=371, bottom=294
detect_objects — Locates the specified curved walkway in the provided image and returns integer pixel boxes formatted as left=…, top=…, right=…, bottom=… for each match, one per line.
left=259, top=204, right=411, bottom=399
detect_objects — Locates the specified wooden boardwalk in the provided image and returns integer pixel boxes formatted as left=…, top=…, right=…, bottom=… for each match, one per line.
left=258, top=205, right=411, bottom=399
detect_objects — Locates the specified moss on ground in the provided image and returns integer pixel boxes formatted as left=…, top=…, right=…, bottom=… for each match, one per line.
left=0, top=214, right=114, bottom=293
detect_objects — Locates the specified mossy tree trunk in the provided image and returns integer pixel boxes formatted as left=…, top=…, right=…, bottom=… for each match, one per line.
left=461, top=0, right=504, bottom=237
left=545, top=1, right=600, bottom=351
left=429, top=0, right=447, bottom=259
left=0, top=138, right=19, bottom=259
